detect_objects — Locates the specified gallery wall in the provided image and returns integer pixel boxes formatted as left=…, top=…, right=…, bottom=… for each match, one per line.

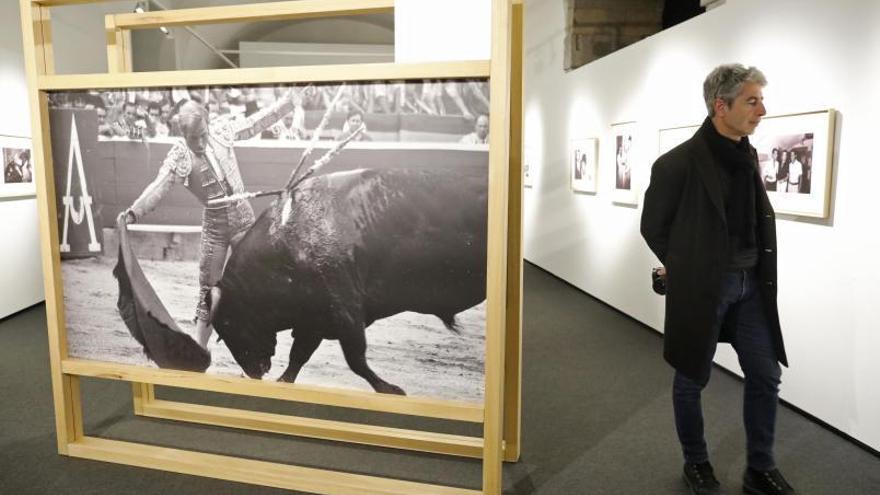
left=0, top=1, right=138, bottom=319
left=50, top=1, right=138, bottom=74
left=523, top=0, right=880, bottom=451
left=0, top=1, right=44, bottom=319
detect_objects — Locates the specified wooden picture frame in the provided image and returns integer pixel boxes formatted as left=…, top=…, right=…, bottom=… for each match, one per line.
left=658, top=110, right=837, bottom=219
left=751, top=109, right=836, bottom=218
left=20, top=1, right=524, bottom=494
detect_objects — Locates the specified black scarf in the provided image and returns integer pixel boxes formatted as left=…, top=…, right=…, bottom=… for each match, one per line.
left=701, top=118, right=758, bottom=248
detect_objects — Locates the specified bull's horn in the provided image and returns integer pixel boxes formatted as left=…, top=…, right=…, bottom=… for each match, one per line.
left=209, top=286, right=222, bottom=322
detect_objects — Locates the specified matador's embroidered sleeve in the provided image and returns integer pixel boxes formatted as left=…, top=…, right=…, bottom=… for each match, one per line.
left=129, top=141, right=190, bottom=220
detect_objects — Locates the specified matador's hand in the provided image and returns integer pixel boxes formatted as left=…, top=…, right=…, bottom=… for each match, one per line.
left=117, top=209, right=136, bottom=225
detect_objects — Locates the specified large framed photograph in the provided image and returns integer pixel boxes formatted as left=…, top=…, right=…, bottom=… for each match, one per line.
left=0, top=135, right=35, bottom=198
left=751, top=109, right=836, bottom=218
left=570, top=137, right=598, bottom=193
left=611, top=121, right=638, bottom=205
left=48, top=80, right=490, bottom=403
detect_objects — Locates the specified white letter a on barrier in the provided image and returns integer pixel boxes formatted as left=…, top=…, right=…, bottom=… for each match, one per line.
left=60, top=114, right=101, bottom=253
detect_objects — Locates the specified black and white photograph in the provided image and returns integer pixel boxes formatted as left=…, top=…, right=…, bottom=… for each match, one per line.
left=523, top=144, right=534, bottom=188
left=0, top=136, right=35, bottom=198
left=751, top=109, right=836, bottom=218
left=49, top=79, right=491, bottom=402
left=754, top=134, right=813, bottom=195
left=611, top=121, right=638, bottom=205
left=615, top=133, right=632, bottom=190
left=570, top=137, right=597, bottom=193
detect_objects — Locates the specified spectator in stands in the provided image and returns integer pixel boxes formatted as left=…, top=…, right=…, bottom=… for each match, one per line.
left=444, top=82, right=475, bottom=120
left=95, top=101, right=126, bottom=139
left=301, top=85, right=324, bottom=111
left=366, top=83, right=392, bottom=114
left=148, top=102, right=169, bottom=138
left=419, top=80, right=446, bottom=115
left=269, top=92, right=307, bottom=141
left=460, top=114, right=489, bottom=144
left=118, top=91, right=298, bottom=351
left=392, top=82, right=418, bottom=114
left=226, top=88, right=247, bottom=117
left=339, top=108, right=371, bottom=142
left=464, top=81, right=491, bottom=117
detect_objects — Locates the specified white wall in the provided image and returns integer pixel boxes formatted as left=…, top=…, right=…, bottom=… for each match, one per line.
left=50, top=1, right=137, bottom=74
left=395, top=0, right=490, bottom=62
left=0, top=1, right=44, bottom=318
left=523, top=0, right=880, bottom=451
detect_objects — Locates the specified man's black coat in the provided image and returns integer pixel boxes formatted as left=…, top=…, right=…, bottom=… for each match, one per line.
left=640, top=120, right=788, bottom=385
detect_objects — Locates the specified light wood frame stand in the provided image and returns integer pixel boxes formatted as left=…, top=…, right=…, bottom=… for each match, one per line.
left=21, top=1, right=523, bottom=493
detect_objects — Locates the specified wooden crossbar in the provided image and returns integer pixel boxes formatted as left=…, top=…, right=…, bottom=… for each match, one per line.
left=109, top=0, right=395, bottom=30
left=63, top=359, right=485, bottom=423
left=68, top=436, right=482, bottom=495
left=37, top=61, right=491, bottom=90
left=140, top=399, right=491, bottom=459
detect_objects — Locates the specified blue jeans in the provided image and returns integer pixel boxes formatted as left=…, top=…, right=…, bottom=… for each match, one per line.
left=672, top=269, right=782, bottom=471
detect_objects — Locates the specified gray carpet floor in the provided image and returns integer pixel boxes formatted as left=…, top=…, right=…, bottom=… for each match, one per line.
left=0, top=263, right=877, bottom=494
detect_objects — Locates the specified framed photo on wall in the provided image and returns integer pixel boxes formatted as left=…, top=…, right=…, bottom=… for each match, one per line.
left=523, top=144, right=534, bottom=188
left=751, top=109, right=836, bottom=218
left=0, top=135, right=35, bottom=199
left=570, top=137, right=598, bottom=193
left=657, top=123, right=699, bottom=156
left=610, top=121, right=638, bottom=205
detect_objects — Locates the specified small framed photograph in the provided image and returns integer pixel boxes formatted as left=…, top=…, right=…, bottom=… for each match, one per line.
left=570, top=137, right=598, bottom=193
left=523, top=144, right=534, bottom=188
left=751, top=109, right=836, bottom=218
left=610, top=121, right=638, bottom=205
left=0, top=135, right=35, bottom=199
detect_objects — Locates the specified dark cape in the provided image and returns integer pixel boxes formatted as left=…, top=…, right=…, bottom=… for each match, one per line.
left=113, top=216, right=211, bottom=372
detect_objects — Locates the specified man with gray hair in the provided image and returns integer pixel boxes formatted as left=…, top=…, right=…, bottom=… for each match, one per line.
left=641, top=64, right=797, bottom=495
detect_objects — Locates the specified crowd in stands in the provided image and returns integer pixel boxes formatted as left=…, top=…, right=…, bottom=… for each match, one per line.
left=48, top=81, right=491, bottom=144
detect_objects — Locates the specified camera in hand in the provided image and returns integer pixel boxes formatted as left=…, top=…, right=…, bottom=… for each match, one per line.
left=651, top=267, right=667, bottom=295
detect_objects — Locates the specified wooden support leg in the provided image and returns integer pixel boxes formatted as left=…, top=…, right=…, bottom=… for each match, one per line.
left=503, top=0, right=524, bottom=464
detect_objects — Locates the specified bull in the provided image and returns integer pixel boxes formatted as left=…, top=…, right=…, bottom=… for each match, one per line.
left=207, top=167, right=488, bottom=395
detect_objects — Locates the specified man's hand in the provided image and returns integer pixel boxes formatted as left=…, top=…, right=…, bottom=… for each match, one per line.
left=651, top=266, right=667, bottom=296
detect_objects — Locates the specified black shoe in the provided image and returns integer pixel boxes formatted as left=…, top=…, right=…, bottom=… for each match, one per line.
left=743, top=467, right=798, bottom=495
left=683, top=462, right=721, bottom=495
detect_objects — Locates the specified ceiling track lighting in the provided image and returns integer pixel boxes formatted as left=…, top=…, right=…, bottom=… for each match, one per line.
left=133, top=1, right=171, bottom=37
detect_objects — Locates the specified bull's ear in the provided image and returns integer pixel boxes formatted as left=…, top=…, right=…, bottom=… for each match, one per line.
left=208, top=286, right=222, bottom=322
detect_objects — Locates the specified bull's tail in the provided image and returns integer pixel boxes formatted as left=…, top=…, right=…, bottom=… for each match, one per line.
left=438, top=314, right=462, bottom=335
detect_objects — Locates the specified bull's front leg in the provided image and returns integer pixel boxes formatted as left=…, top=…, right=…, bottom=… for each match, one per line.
left=278, top=333, right=322, bottom=383
left=339, top=327, right=405, bottom=395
